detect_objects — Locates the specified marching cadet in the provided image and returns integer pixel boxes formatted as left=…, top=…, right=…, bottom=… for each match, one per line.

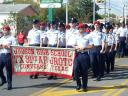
left=113, top=23, right=120, bottom=57
left=47, top=21, right=59, bottom=80
left=66, top=17, right=79, bottom=48
left=117, top=23, right=127, bottom=58
left=0, top=25, right=17, bottom=90
left=73, top=23, right=93, bottom=92
left=125, top=23, right=128, bottom=56
left=104, top=25, right=115, bottom=74
left=109, top=25, right=118, bottom=71
left=39, top=22, right=48, bottom=47
left=27, top=19, right=41, bottom=79
left=86, top=21, right=106, bottom=81
left=57, top=22, right=66, bottom=48
left=47, top=21, right=58, bottom=47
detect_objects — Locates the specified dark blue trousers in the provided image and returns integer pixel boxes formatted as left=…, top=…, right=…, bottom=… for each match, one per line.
left=90, top=46, right=105, bottom=77
left=118, top=37, right=126, bottom=58
left=111, top=50, right=116, bottom=71
left=0, top=53, right=12, bottom=87
left=74, top=52, right=89, bottom=89
left=105, top=51, right=114, bottom=73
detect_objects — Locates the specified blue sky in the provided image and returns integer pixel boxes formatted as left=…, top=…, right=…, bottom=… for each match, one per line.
left=98, top=0, right=128, bottom=16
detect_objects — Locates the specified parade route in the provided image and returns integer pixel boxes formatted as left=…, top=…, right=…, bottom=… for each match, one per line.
left=0, top=58, right=128, bottom=96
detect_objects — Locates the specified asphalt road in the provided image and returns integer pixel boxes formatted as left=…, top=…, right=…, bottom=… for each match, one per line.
left=0, top=58, right=128, bottom=96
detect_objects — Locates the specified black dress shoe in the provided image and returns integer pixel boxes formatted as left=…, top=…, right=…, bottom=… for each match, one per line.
left=7, top=86, right=12, bottom=90
left=53, top=76, right=57, bottom=80
left=96, top=76, right=101, bottom=81
left=76, top=86, right=81, bottom=91
left=82, top=88, right=88, bottom=92
left=7, top=83, right=12, bottom=90
left=47, top=76, right=53, bottom=80
left=0, top=81, right=6, bottom=86
left=33, top=75, right=38, bottom=79
left=30, top=75, right=33, bottom=79
left=92, top=75, right=97, bottom=78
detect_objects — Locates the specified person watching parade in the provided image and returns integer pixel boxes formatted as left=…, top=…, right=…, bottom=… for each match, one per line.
left=17, top=30, right=26, bottom=46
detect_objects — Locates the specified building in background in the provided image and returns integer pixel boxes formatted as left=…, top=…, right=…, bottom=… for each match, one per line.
left=0, top=4, right=38, bottom=36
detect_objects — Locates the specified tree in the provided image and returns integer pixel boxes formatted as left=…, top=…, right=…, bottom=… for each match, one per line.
left=68, top=0, right=100, bottom=23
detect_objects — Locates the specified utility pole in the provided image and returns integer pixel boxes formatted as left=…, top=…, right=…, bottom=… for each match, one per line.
left=108, top=0, right=110, bottom=22
left=123, top=5, right=125, bottom=24
left=66, top=1, right=68, bottom=24
left=104, top=0, right=107, bottom=25
left=93, top=0, right=96, bottom=23
left=125, top=5, right=128, bottom=24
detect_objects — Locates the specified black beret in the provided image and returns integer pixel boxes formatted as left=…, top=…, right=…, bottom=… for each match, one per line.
left=50, top=21, right=56, bottom=25
left=71, top=17, right=78, bottom=23
left=32, top=19, right=39, bottom=24
left=58, top=22, right=65, bottom=27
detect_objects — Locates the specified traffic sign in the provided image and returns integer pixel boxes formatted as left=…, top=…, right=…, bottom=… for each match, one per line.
left=40, top=0, right=62, bottom=8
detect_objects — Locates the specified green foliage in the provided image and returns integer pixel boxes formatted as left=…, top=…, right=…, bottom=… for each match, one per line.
left=5, top=0, right=102, bottom=25
left=68, top=0, right=100, bottom=23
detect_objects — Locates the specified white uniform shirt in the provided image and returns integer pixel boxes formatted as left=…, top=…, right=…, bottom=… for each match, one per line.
left=117, top=27, right=127, bottom=37
left=113, top=28, right=120, bottom=35
left=27, top=28, right=42, bottom=45
left=76, top=33, right=90, bottom=48
left=47, top=29, right=59, bottom=45
left=0, top=35, right=17, bottom=53
left=40, top=30, right=48, bottom=45
left=85, top=30, right=106, bottom=46
left=106, top=34, right=114, bottom=46
left=66, top=28, right=79, bottom=46
left=125, top=28, right=128, bottom=38
left=58, top=31, right=66, bottom=47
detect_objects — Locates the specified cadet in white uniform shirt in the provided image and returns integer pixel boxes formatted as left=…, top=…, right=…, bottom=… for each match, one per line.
left=27, top=19, right=41, bottom=79
left=104, top=25, right=115, bottom=74
left=57, top=22, right=66, bottom=48
left=39, top=22, right=48, bottom=47
left=47, top=21, right=59, bottom=48
left=73, top=23, right=93, bottom=92
left=85, top=21, right=106, bottom=81
left=47, top=21, right=59, bottom=80
left=0, top=25, right=17, bottom=90
left=117, top=23, right=127, bottom=57
left=27, top=19, right=41, bottom=47
left=66, top=17, right=79, bottom=48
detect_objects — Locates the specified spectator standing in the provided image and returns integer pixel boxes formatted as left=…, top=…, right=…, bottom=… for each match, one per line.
left=17, top=30, right=25, bottom=46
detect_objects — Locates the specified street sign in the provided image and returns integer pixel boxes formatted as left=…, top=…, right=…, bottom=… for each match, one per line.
left=40, top=0, right=62, bottom=3
left=40, top=0, right=62, bottom=8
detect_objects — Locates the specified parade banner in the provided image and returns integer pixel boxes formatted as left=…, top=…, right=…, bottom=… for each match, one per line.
left=11, top=46, right=76, bottom=79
